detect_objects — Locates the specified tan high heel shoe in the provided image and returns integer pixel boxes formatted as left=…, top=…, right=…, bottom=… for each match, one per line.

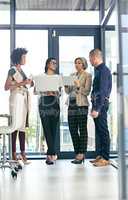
left=19, top=152, right=31, bottom=164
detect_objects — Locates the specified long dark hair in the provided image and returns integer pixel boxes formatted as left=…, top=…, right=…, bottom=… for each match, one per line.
left=44, top=57, right=56, bottom=73
left=11, top=48, right=28, bottom=65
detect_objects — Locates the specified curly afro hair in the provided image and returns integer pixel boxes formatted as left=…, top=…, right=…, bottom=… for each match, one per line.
left=11, top=48, right=28, bottom=65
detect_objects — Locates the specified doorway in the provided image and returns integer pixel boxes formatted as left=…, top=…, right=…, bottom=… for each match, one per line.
left=50, top=27, right=100, bottom=158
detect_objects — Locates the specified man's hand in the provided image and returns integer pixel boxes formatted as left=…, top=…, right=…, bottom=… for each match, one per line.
left=91, top=110, right=99, bottom=118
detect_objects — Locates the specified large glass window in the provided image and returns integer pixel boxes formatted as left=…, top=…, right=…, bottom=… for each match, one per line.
left=59, top=36, right=94, bottom=152
left=0, top=30, right=10, bottom=154
left=0, top=30, right=10, bottom=114
left=16, top=11, right=99, bottom=25
left=105, top=30, right=118, bottom=151
left=107, top=9, right=117, bottom=25
left=104, top=0, right=118, bottom=152
left=16, top=0, right=99, bottom=25
left=0, top=0, right=10, bottom=24
left=16, top=30, right=48, bottom=154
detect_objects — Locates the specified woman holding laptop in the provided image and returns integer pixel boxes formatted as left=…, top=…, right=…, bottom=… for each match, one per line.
left=38, top=58, right=60, bottom=165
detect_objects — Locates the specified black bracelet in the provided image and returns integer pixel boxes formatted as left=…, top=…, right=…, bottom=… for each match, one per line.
left=77, top=87, right=80, bottom=90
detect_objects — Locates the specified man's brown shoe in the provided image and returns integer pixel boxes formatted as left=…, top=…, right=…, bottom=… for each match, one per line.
left=93, top=158, right=110, bottom=167
left=90, top=156, right=102, bottom=163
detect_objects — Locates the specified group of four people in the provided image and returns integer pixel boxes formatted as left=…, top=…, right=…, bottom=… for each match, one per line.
left=4, top=48, right=112, bottom=167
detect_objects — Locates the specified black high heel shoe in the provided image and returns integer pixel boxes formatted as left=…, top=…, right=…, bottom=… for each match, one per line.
left=45, top=159, right=54, bottom=165
left=45, top=156, right=54, bottom=165
left=71, top=158, right=85, bottom=164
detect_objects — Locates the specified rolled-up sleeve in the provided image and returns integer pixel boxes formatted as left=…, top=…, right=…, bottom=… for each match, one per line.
left=8, top=68, right=16, bottom=77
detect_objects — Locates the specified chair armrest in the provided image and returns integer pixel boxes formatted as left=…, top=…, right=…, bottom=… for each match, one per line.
left=0, top=114, right=10, bottom=118
left=0, top=114, right=12, bottom=125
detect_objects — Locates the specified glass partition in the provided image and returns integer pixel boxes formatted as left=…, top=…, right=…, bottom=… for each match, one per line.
left=117, top=1, right=128, bottom=199
left=121, top=11, right=128, bottom=200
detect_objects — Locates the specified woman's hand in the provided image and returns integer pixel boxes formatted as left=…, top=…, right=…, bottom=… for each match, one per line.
left=24, top=79, right=33, bottom=85
left=47, top=91, right=56, bottom=96
left=15, top=79, right=33, bottom=88
left=10, top=85, right=17, bottom=91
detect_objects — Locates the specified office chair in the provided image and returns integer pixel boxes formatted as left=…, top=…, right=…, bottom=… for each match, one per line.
left=0, top=92, right=25, bottom=178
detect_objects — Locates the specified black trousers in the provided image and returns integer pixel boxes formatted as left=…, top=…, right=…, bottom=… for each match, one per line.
left=39, top=96, right=60, bottom=155
left=68, top=105, right=88, bottom=155
left=93, top=102, right=110, bottom=160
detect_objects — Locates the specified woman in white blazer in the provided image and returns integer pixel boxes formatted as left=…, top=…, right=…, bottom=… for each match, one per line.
left=4, top=48, right=33, bottom=163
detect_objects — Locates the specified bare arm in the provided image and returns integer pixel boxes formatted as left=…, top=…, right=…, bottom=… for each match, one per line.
left=4, top=76, right=32, bottom=91
left=4, top=76, right=15, bottom=91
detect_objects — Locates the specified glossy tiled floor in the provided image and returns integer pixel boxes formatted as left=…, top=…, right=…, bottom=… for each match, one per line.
left=0, top=160, right=118, bottom=200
